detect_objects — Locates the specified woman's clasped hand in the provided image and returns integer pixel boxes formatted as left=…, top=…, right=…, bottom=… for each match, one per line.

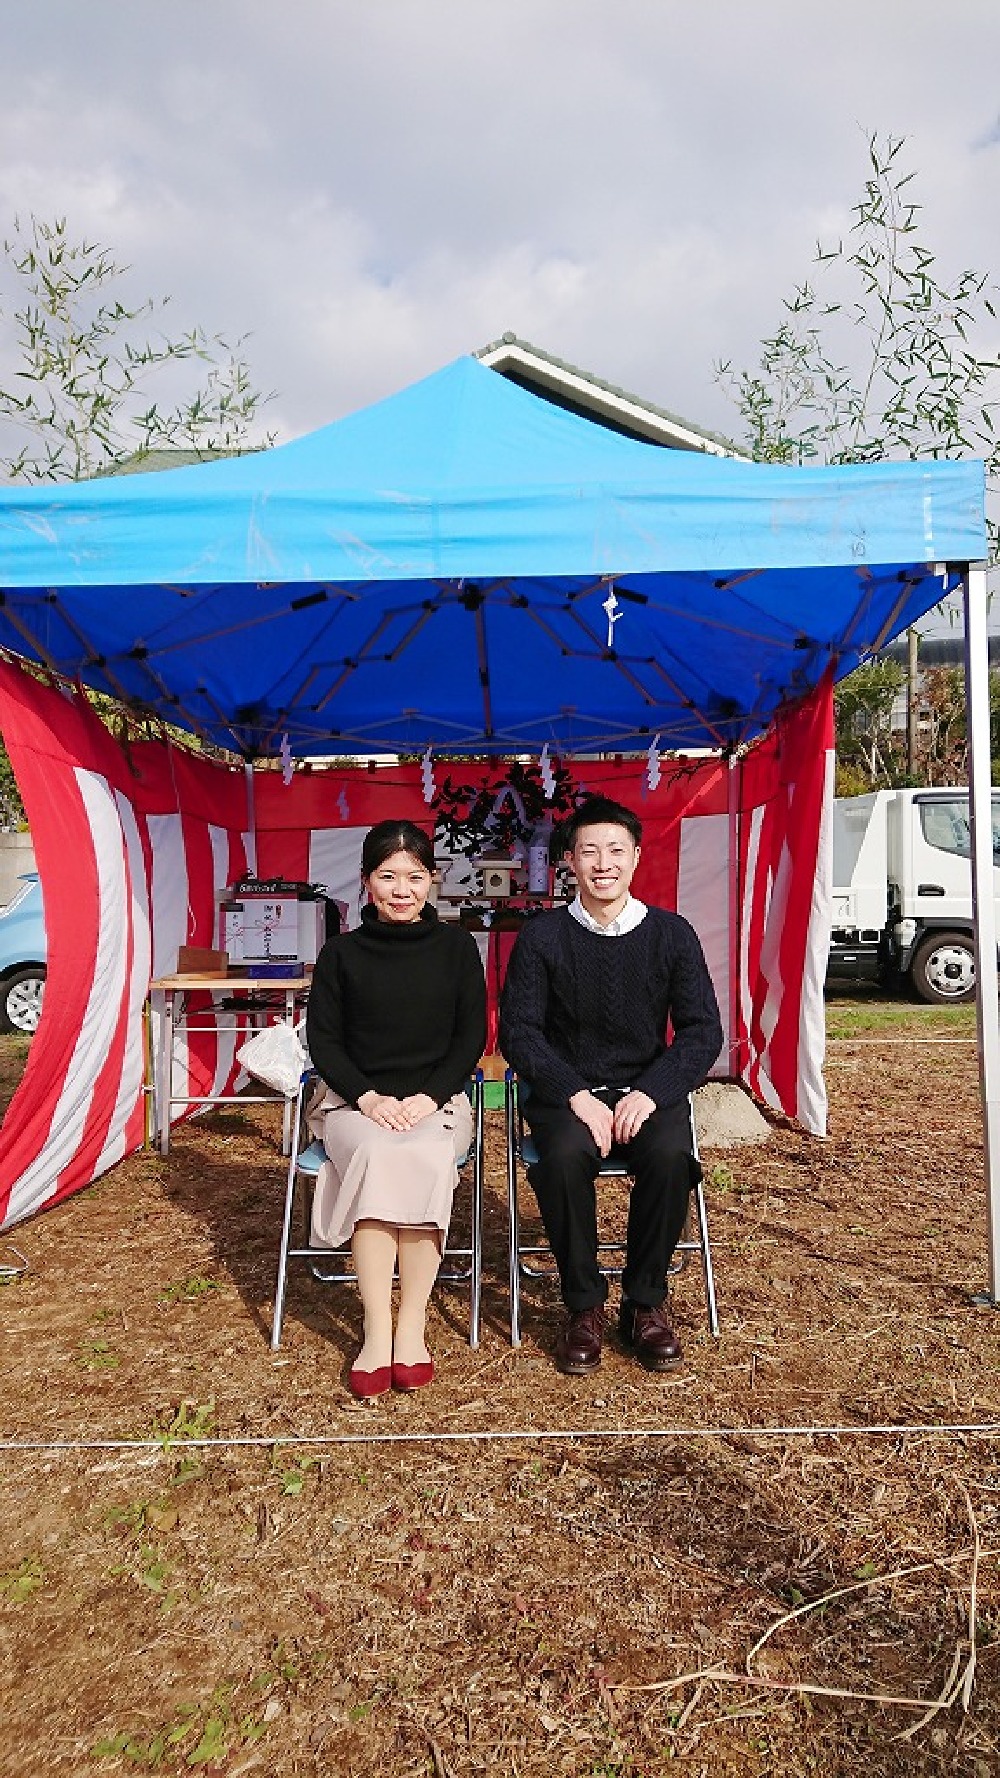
left=356, top=1090, right=439, bottom=1131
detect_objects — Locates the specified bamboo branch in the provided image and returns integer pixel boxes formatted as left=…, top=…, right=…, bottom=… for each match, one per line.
left=744, top=1547, right=976, bottom=1671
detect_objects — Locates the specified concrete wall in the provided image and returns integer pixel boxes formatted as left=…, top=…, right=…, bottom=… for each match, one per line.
left=0, top=833, right=36, bottom=906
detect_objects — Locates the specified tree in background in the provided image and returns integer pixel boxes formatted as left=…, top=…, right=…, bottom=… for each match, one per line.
left=0, top=748, right=24, bottom=830
left=718, top=134, right=1000, bottom=793
left=717, top=135, right=999, bottom=497
left=0, top=216, right=274, bottom=829
left=832, top=658, right=905, bottom=796
left=915, top=665, right=968, bottom=786
left=0, top=214, right=273, bottom=482
left=909, top=662, right=1000, bottom=787
left=834, top=659, right=1000, bottom=797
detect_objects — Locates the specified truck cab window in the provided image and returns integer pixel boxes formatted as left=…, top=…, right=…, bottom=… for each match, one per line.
left=920, top=799, right=1000, bottom=862
left=920, top=800, right=970, bottom=857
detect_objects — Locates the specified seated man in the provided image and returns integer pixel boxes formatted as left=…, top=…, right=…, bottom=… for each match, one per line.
left=499, top=795, right=723, bottom=1376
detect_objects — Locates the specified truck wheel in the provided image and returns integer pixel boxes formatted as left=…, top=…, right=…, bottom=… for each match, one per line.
left=0, top=967, right=46, bottom=1034
left=910, top=932, right=976, bottom=1005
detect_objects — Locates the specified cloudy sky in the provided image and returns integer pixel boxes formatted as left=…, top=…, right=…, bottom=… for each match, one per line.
left=2, top=0, right=999, bottom=457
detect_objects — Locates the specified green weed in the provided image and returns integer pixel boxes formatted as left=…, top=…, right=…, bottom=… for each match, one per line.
left=104, top=1503, right=146, bottom=1537
left=77, top=1337, right=120, bottom=1372
left=92, top=1691, right=266, bottom=1768
left=107, top=1531, right=182, bottom=1612
left=169, top=1454, right=204, bottom=1487
left=277, top=1455, right=316, bottom=1497
left=274, top=1644, right=301, bottom=1684
left=138, top=1399, right=215, bottom=1451
left=137, top=1545, right=171, bottom=1594
left=0, top=1555, right=44, bottom=1602
left=707, top=1161, right=737, bottom=1193
left=158, top=1275, right=219, bottom=1305
left=105, top=1499, right=180, bottom=1545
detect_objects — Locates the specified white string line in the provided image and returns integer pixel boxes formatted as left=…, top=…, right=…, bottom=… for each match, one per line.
left=1, top=1420, right=999, bottom=1456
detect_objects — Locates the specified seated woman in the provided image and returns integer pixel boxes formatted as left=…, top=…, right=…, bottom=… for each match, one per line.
left=305, top=820, right=487, bottom=1399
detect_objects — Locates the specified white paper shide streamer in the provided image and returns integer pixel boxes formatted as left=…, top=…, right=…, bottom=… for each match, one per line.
left=646, top=733, right=662, bottom=792
left=279, top=732, right=294, bottom=787
left=421, top=746, right=436, bottom=804
left=602, top=584, right=622, bottom=648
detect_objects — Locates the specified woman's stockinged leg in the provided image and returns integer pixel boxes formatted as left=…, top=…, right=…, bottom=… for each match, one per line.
left=394, top=1227, right=443, bottom=1366
left=351, top=1220, right=398, bottom=1370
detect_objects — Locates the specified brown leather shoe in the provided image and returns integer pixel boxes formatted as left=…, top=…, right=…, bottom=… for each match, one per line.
left=619, top=1300, right=683, bottom=1371
left=554, top=1305, right=606, bottom=1375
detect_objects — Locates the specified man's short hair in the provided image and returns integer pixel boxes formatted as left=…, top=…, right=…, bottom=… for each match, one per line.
left=560, top=795, right=642, bottom=856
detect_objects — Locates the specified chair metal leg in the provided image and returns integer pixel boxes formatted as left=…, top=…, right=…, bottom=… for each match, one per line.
left=271, top=1087, right=306, bottom=1351
left=505, top=1070, right=522, bottom=1347
left=469, top=1071, right=484, bottom=1349
left=268, top=1066, right=307, bottom=1344
left=693, top=1176, right=719, bottom=1337
left=687, top=1100, right=720, bottom=1337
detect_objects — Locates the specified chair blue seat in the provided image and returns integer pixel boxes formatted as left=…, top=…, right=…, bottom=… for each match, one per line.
left=295, top=1140, right=326, bottom=1176
left=518, top=1130, right=540, bottom=1169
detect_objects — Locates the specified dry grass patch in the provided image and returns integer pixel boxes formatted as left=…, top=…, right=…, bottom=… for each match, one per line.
left=1, top=991, right=998, bottom=1776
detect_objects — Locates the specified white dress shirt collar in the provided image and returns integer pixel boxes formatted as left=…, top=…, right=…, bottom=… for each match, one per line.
left=568, top=893, right=648, bottom=938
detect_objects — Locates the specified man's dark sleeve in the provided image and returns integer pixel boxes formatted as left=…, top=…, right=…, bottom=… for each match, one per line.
left=499, top=919, right=589, bottom=1105
left=305, top=940, right=375, bottom=1106
left=633, top=916, right=724, bottom=1107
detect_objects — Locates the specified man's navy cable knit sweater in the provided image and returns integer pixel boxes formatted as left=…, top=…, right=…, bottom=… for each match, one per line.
left=499, top=906, right=723, bottom=1108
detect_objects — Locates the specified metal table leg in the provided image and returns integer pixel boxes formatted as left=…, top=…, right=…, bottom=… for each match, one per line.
left=158, top=986, right=176, bottom=1157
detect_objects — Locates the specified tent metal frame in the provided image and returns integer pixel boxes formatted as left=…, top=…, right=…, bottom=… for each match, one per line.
left=961, top=563, right=1000, bottom=1303
left=0, top=558, right=960, bottom=762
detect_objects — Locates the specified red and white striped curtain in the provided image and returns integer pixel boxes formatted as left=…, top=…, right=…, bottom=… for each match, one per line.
left=0, top=659, right=833, bottom=1229
left=735, top=673, right=835, bottom=1138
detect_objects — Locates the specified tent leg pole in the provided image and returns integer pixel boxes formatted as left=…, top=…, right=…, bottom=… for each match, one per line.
left=962, top=562, right=1000, bottom=1306
left=727, top=754, right=741, bottom=1080
left=245, top=761, right=257, bottom=874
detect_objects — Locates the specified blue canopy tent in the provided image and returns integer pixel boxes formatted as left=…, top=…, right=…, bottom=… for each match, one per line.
left=0, top=353, right=996, bottom=1295
left=0, top=355, right=986, bottom=759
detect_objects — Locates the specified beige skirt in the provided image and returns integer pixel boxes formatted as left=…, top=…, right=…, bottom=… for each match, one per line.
left=306, top=1087, right=474, bottom=1250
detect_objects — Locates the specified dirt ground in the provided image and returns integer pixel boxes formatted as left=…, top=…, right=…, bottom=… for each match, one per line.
left=2, top=994, right=1000, bottom=1777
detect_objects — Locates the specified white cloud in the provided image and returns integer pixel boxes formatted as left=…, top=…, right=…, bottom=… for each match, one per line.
left=0, top=0, right=998, bottom=450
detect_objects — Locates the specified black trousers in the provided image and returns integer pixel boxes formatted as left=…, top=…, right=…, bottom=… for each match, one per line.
left=524, top=1095, right=698, bottom=1312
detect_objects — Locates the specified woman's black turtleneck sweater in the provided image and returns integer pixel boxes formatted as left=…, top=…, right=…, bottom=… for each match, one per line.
left=306, top=904, right=487, bottom=1107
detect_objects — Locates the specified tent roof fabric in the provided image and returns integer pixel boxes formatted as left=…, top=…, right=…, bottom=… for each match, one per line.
left=0, top=355, right=987, bottom=758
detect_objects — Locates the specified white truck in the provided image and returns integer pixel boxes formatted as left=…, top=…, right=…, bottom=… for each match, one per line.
left=830, top=787, right=1000, bottom=1004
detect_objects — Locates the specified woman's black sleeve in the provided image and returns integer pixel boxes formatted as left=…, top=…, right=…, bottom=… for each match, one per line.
left=422, top=932, right=488, bottom=1106
left=305, top=940, right=376, bottom=1106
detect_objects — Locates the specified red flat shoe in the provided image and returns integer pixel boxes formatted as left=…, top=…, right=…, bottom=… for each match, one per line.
left=348, top=1364, right=392, bottom=1399
left=392, top=1360, right=435, bottom=1391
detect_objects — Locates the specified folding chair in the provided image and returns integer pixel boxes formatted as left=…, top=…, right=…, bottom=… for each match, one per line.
left=271, top=1071, right=485, bottom=1350
left=505, top=1070, right=719, bottom=1347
